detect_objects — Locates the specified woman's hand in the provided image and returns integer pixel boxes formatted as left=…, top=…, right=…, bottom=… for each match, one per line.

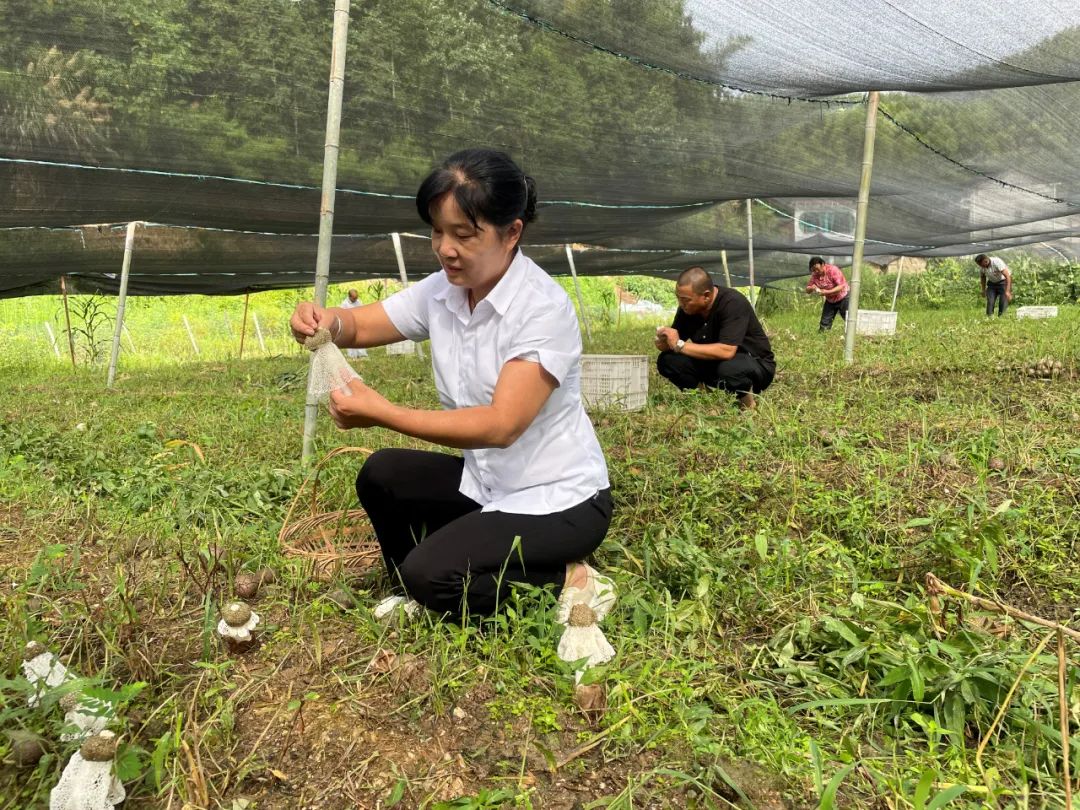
left=328, top=378, right=393, bottom=429
left=290, top=301, right=339, bottom=345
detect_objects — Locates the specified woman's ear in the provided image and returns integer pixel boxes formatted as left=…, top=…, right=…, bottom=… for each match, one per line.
left=504, top=219, right=523, bottom=250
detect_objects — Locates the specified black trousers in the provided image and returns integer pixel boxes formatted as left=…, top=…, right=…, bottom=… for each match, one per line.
left=985, top=281, right=1007, bottom=316
left=657, top=351, right=774, bottom=394
left=819, top=295, right=849, bottom=331
left=355, top=448, right=613, bottom=616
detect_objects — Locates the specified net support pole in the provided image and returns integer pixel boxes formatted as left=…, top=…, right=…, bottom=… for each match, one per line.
left=391, top=232, right=425, bottom=360
left=720, top=249, right=732, bottom=288
left=745, top=200, right=756, bottom=309
left=253, top=311, right=267, bottom=353
left=44, top=323, right=61, bottom=359
left=843, top=90, right=880, bottom=365
left=302, top=0, right=351, bottom=466
left=239, top=291, right=251, bottom=359
left=60, top=275, right=76, bottom=367
left=565, top=244, right=593, bottom=344
left=106, top=222, right=138, bottom=388
left=182, top=315, right=200, bottom=355
left=890, top=256, right=904, bottom=312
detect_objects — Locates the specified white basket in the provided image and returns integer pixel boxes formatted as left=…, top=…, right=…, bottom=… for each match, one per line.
left=1016, top=306, right=1058, bottom=320
left=855, top=309, right=897, bottom=336
left=580, top=354, right=649, bottom=411
left=386, top=340, right=417, bottom=356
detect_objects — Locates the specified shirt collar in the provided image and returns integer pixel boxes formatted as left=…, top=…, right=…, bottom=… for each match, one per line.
left=482, top=250, right=528, bottom=316
left=432, top=250, right=528, bottom=320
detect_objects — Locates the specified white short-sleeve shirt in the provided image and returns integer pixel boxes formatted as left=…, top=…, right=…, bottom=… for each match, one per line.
left=982, top=257, right=1009, bottom=283
left=381, top=251, right=609, bottom=514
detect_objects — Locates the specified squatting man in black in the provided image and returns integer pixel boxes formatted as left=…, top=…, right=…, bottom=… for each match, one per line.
left=654, top=266, right=776, bottom=409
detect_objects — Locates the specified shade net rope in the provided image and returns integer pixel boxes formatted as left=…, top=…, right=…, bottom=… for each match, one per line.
left=1, top=0, right=1079, bottom=298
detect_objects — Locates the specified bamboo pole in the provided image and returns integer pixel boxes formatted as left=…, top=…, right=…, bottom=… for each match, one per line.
left=60, top=275, right=76, bottom=367
left=565, top=243, right=593, bottom=344
left=182, top=315, right=200, bottom=355
left=302, top=0, right=352, bottom=466
left=890, top=256, right=904, bottom=312
left=843, top=90, right=880, bottom=365
left=720, top=249, right=732, bottom=288
left=252, top=311, right=267, bottom=354
left=238, top=291, right=251, bottom=359
left=1058, top=630, right=1073, bottom=807
left=745, top=200, right=756, bottom=309
left=43, top=323, right=61, bottom=359
left=106, top=222, right=138, bottom=388
left=391, top=232, right=423, bottom=359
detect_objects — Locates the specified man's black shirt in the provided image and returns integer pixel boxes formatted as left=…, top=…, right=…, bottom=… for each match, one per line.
left=671, top=287, right=775, bottom=370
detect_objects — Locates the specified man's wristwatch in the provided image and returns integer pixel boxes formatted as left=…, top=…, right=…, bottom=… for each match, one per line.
left=675, top=339, right=686, bottom=353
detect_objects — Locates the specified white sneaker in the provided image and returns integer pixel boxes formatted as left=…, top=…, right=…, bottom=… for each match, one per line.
left=373, top=595, right=421, bottom=623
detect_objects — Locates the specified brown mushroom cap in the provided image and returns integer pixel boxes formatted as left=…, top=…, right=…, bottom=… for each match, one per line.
left=59, top=692, right=81, bottom=712
left=8, top=731, right=47, bottom=767
left=23, top=641, right=47, bottom=661
left=256, top=567, right=277, bottom=586
left=235, top=573, right=259, bottom=600
left=304, top=328, right=332, bottom=351
left=568, top=603, right=598, bottom=627
left=80, top=732, right=118, bottom=762
left=222, top=602, right=253, bottom=627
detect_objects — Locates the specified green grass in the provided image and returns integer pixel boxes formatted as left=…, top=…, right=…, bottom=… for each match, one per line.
left=1, top=298, right=1079, bottom=809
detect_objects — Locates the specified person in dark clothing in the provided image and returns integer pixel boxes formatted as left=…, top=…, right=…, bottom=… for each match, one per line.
left=654, top=266, right=776, bottom=409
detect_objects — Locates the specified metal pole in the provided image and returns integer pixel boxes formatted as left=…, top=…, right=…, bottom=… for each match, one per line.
left=60, top=275, right=76, bottom=367
left=106, top=222, right=138, bottom=388
left=182, top=315, right=200, bottom=355
left=239, top=291, right=250, bottom=359
left=720, top=249, right=732, bottom=288
left=843, top=90, right=881, bottom=365
left=745, top=200, right=756, bottom=309
left=253, top=311, right=267, bottom=353
left=890, top=256, right=904, bottom=312
left=564, top=243, right=593, bottom=344
left=44, top=323, right=61, bottom=359
left=302, top=0, right=351, bottom=465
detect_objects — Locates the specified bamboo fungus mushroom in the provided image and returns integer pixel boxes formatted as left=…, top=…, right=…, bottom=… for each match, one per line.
left=218, top=601, right=260, bottom=653
left=22, top=642, right=74, bottom=707
left=49, top=730, right=126, bottom=810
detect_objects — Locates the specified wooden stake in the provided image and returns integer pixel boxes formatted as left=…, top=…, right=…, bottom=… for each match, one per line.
left=60, top=275, right=76, bottom=367
left=107, top=222, right=138, bottom=388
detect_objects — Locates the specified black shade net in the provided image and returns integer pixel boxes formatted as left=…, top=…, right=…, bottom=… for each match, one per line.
left=1, top=0, right=1078, bottom=297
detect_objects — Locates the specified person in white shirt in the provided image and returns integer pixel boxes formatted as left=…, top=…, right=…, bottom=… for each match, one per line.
left=975, top=254, right=1013, bottom=317
left=289, top=149, right=613, bottom=627
left=339, top=289, right=368, bottom=358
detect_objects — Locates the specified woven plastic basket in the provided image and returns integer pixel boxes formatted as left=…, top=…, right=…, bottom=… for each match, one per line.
left=278, top=446, right=382, bottom=581
left=1016, top=305, right=1058, bottom=319
left=855, top=309, right=897, bottom=336
left=580, top=354, right=649, bottom=411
